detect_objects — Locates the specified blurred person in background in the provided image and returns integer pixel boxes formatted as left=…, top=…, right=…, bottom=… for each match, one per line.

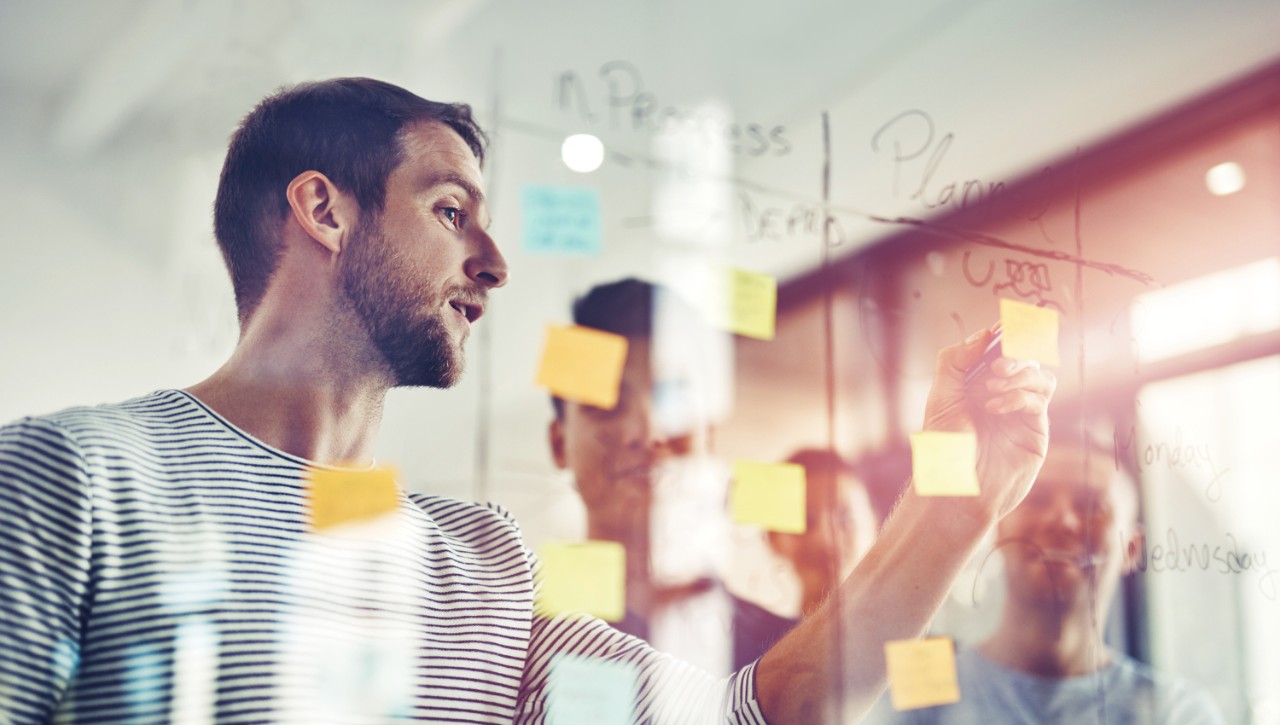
left=733, top=447, right=880, bottom=671
left=882, top=426, right=1225, bottom=724
left=548, top=277, right=739, bottom=675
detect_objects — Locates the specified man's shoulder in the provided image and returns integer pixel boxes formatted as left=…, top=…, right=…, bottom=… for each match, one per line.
left=2, top=390, right=180, bottom=454
left=1109, top=653, right=1227, bottom=724
left=7, top=390, right=190, bottom=438
left=0, top=390, right=255, bottom=480
left=405, top=492, right=514, bottom=520
left=1110, top=652, right=1195, bottom=694
left=405, top=493, right=527, bottom=544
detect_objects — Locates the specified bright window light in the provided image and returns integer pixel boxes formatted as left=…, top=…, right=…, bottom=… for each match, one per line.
left=1132, top=257, right=1280, bottom=363
left=1205, top=161, right=1246, bottom=196
left=561, top=134, right=604, bottom=173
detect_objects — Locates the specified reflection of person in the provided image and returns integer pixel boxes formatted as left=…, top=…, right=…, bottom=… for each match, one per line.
left=548, top=277, right=737, bottom=675
left=0, top=77, right=1056, bottom=724
left=733, top=448, right=878, bottom=671
left=887, top=430, right=1226, bottom=724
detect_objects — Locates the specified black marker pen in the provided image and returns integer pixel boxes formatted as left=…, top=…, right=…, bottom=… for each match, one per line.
left=964, top=328, right=1003, bottom=387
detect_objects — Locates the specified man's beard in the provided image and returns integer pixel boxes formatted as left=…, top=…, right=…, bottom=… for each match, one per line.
left=340, top=216, right=465, bottom=388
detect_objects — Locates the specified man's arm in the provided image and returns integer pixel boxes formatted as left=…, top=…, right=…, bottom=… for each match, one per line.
left=0, top=418, right=94, bottom=724
left=755, top=328, right=1055, bottom=723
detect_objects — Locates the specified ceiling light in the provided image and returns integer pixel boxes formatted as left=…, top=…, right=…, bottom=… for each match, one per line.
left=561, top=134, right=604, bottom=173
left=1205, top=161, right=1245, bottom=196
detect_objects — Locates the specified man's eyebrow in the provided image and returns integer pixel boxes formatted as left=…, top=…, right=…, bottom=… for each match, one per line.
left=424, top=172, right=486, bottom=206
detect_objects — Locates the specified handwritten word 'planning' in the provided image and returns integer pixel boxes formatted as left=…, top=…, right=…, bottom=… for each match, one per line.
left=1114, top=425, right=1229, bottom=502
left=871, top=109, right=1057, bottom=219
left=1127, top=528, right=1277, bottom=601
left=557, top=60, right=791, bottom=158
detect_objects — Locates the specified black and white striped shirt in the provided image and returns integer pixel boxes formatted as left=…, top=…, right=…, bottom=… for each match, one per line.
left=0, top=390, right=766, bottom=724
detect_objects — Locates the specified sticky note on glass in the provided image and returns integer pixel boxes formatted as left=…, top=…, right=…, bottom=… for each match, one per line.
left=536, top=325, right=629, bottom=409
left=536, top=541, right=626, bottom=622
left=548, top=655, right=638, bottom=725
left=999, top=298, right=1060, bottom=365
left=731, top=461, right=806, bottom=533
left=910, top=431, right=980, bottom=496
left=726, top=268, right=776, bottom=340
left=522, top=185, right=602, bottom=255
left=305, top=467, right=400, bottom=531
left=884, top=637, right=961, bottom=711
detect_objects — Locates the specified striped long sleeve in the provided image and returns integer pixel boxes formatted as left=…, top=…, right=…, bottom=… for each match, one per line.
left=0, top=418, right=95, bottom=723
left=0, top=391, right=767, bottom=724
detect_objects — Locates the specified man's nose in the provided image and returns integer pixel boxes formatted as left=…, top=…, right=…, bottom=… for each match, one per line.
left=624, top=398, right=675, bottom=453
left=1047, top=498, right=1084, bottom=533
left=466, top=229, right=509, bottom=288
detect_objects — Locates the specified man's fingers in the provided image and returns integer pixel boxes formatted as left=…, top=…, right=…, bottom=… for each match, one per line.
left=980, top=366, right=1055, bottom=415
left=936, top=327, right=997, bottom=380
left=985, top=365, right=1056, bottom=396
left=983, top=388, right=1051, bottom=415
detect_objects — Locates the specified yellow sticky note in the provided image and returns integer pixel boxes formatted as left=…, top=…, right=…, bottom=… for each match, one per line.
left=999, top=298, right=1060, bottom=365
left=727, top=268, right=777, bottom=340
left=536, top=325, right=629, bottom=410
left=910, top=431, right=980, bottom=496
left=536, top=541, right=626, bottom=622
left=884, top=637, right=961, bottom=711
left=731, top=461, right=806, bottom=534
left=305, top=466, right=400, bottom=531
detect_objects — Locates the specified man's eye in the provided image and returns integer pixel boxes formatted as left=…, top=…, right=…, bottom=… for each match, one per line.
left=1087, top=504, right=1113, bottom=520
left=441, top=207, right=462, bottom=226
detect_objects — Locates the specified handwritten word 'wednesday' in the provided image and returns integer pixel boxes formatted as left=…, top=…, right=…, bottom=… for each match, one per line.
left=1127, top=528, right=1276, bottom=602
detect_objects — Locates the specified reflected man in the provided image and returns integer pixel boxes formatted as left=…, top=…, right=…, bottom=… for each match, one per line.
left=548, top=278, right=738, bottom=674
left=888, top=430, right=1225, bottom=724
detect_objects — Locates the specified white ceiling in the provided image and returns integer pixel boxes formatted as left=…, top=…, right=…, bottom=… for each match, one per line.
left=2, top=0, right=1277, bottom=278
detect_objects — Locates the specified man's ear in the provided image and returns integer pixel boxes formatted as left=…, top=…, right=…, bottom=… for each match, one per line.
left=285, top=170, right=356, bottom=255
left=1121, top=524, right=1146, bottom=575
left=549, top=417, right=568, bottom=470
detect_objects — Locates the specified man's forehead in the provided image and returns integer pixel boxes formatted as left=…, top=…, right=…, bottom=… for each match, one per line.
left=398, top=123, right=486, bottom=190
left=1037, top=447, right=1122, bottom=495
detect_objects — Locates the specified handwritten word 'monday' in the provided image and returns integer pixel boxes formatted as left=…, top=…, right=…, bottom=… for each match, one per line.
left=1114, top=425, right=1229, bottom=502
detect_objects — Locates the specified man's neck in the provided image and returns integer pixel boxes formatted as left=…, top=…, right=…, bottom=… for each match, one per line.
left=980, top=598, right=1112, bottom=678
left=186, top=315, right=389, bottom=466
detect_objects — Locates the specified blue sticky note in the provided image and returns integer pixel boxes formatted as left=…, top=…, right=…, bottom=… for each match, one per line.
left=548, top=655, right=638, bottom=725
left=522, top=185, right=602, bottom=255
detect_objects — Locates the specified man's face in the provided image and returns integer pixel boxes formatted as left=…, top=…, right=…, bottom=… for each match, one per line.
left=550, top=337, right=707, bottom=544
left=997, top=445, right=1138, bottom=608
left=340, top=122, right=507, bottom=388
